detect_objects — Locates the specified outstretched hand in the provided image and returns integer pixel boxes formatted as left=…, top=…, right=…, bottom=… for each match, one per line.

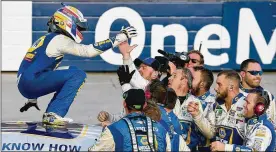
left=111, top=26, right=138, bottom=48
left=118, top=41, right=138, bottom=59
left=117, top=65, right=135, bottom=86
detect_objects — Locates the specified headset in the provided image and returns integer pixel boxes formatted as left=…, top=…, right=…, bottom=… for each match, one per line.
left=254, top=91, right=270, bottom=116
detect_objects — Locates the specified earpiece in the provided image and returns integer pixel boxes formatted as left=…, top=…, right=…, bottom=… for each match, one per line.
left=254, top=102, right=265, bottom=116
left=229, top=80, right=234, bottom=91
left=254, top=91, right=270, bottom=116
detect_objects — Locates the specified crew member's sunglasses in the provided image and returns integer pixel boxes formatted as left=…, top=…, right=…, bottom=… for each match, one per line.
left=190, top=59, right=200, bottom=64
left=245, top=70, right=263, bottom=76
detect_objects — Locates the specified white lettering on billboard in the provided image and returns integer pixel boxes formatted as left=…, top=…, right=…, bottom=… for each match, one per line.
left=194, top=24, right=230, bottom=66
left=151, top=24, right=188, bottom=57
left=237, top=8, right=276, bottom=64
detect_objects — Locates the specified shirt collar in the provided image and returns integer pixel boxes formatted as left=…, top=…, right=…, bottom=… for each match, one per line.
left=198, top=91, right=211, bottom=100
left=239, top=83, right=263, bottom=93
left=127, top=112, right=144, bottom=118
left=217, top=93, right=244, bottom=105
left=247, top=114, right=267, bottom=124
left=178, top=94, right=189, bottom=105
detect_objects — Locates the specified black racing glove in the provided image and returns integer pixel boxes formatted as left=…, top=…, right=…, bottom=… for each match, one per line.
left=20, top=100, right=40, bottom=112
left=116, top=65, right=135, bottom=86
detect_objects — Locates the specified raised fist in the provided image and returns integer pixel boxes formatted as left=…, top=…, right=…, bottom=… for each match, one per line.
left=97, top=111, right=110, bottom=122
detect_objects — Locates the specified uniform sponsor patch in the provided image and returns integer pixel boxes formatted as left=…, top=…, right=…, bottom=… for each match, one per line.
left=229, top=110, right=236, bottom=116
left=236, top=119, right=244, bottom=124
left=228, top=116, right=236, bottom=125
left=181, top=111, right=192, bottom=119
left=236, top=107, right=243, bottom=111
left=219, top=128, right=226, bottom=138
left=215, top=109, right=223, bottom=117
left=136, top=120, right=144, bottom=125
left=170, top=125, right=174, bottom=134
left=237, top=113, right=244, bottom=118
left=253, top=119, right=258, bottom=124
left=253, top=138, right=263, bottom=151
left=138, top=145, right=151, bottom=151
left=140, top=136, right=149, bottom=145
left=256, top=129, right=266, bottom=137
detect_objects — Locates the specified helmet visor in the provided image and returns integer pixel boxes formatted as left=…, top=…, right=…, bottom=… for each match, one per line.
left=76, top=20, right=88, bottom=31
left=72, top=16, right=88, bottom=31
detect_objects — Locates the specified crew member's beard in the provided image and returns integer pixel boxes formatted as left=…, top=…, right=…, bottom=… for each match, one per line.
left=192, top=83, right=201, bottom=96
left=216, top=89, right=227, bottom=101
left=244, top=76, right=261, bottom=88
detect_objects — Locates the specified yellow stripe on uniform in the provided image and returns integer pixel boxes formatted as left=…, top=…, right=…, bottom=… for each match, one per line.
left=28, top=36, right=46, bottom=53
left=185, top=127, right=192, bottom=145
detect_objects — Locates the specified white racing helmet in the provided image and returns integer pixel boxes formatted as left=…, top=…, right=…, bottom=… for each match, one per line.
left=47, top=3, right=88, bottom=43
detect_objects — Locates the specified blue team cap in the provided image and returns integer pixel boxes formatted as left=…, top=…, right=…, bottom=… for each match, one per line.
left=134, top=57, right=161, bottom=71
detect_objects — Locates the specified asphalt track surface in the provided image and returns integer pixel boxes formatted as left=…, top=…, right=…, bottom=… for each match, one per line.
left=2, top=72, right=276, bottom=125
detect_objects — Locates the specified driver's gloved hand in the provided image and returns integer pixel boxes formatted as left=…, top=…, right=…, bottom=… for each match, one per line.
left=20, top=99, right=40, bottom=112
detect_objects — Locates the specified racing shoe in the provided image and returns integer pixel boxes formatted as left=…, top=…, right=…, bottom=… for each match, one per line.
left=42, top=112, right=73, bottom=126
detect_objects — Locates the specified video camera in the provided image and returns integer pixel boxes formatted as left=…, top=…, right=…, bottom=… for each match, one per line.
left=157, top=49, right=190, bottom=69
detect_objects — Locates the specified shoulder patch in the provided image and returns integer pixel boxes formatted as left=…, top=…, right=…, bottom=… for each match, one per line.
left=255, top=127, right=267, bottom=137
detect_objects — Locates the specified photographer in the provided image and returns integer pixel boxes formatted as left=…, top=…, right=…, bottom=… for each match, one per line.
left=156, top=49, right=190, bottom=87
left=186, top=50, right=204, bottom=68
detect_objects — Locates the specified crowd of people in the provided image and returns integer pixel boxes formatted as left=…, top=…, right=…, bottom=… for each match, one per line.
left=17, top=3, right=275, bottom=152
left=89, top=40, right=275, bottom=151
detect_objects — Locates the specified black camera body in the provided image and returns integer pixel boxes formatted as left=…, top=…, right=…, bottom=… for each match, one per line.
left=157, top=49, right=190, bottom=68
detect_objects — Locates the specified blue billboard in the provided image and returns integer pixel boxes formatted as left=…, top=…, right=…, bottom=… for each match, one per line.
left=32, top=2, right=276, bottom=71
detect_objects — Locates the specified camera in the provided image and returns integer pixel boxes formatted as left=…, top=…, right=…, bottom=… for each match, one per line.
left=157, top=49, right=190, bottom=69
